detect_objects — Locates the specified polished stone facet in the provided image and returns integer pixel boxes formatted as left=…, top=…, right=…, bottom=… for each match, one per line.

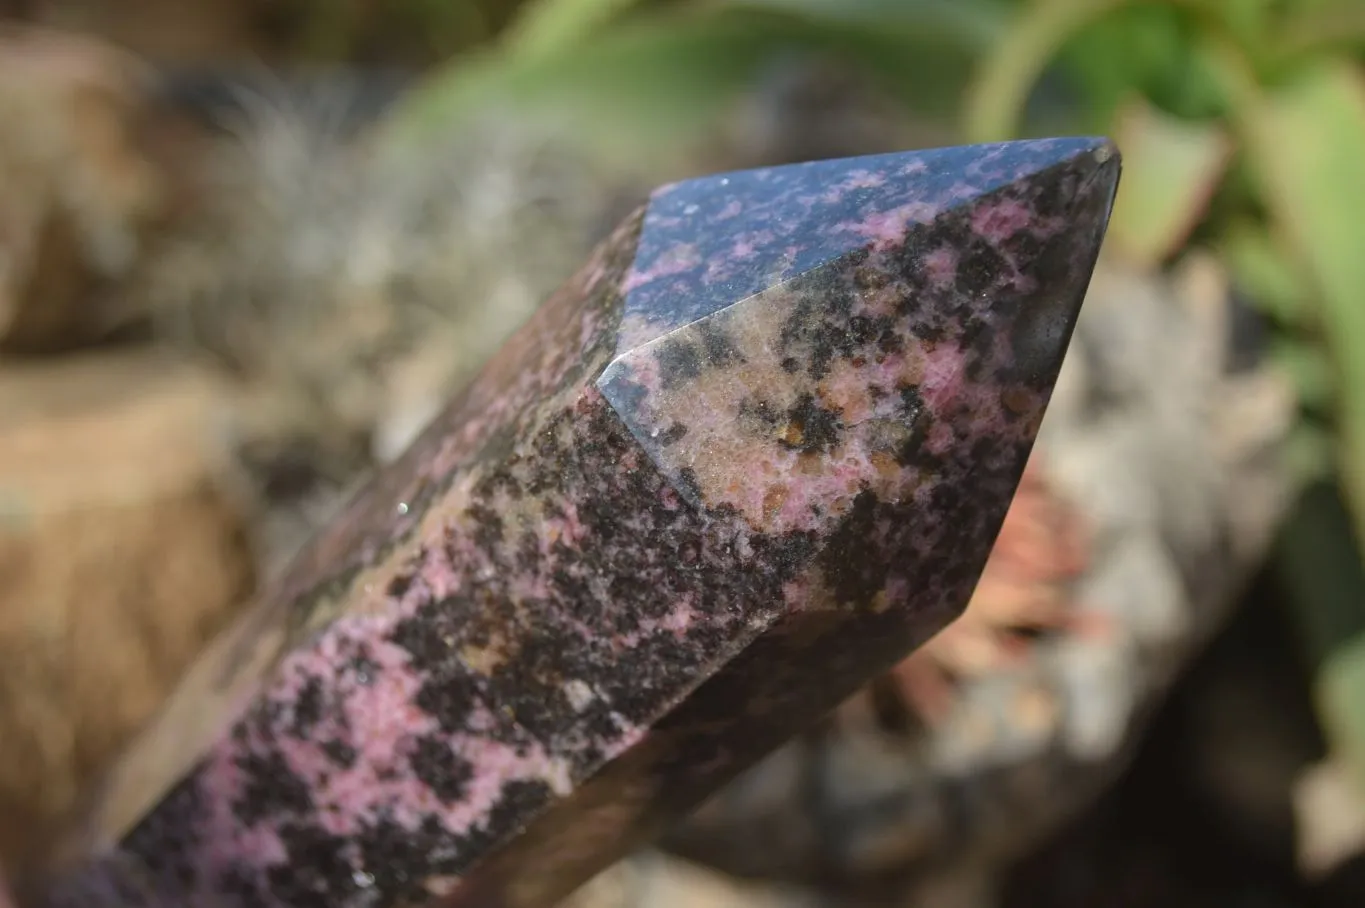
left=37, top=138, right=1118, bottom=908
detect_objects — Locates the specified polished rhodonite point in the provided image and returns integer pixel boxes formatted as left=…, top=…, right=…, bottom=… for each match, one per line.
left=600, top=138, right=1118, bottom=529
left=36, top=138, right=1119, bottom=908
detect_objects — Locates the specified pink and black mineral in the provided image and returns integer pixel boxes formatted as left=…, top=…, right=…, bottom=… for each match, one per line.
left=34, top=139, right=1119, bottom=908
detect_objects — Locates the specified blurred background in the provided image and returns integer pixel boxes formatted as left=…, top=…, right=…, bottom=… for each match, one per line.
left=0, top=0, right=1363, bottom=906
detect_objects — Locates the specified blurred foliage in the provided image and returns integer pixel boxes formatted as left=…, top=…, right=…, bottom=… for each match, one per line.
left=382, top=0, right=1002, bottom=169
left=960, top=0, right=1365, bottom=800
left=356, top=0, right=1365, bottom=793
left=1277, top=480, right=1365, bottom=813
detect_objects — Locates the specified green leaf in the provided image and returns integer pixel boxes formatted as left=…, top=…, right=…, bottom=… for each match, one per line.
left=1272, top=336, right=1335, bottom=413
left=726, top=0, right=1008, bottom=45
left=1106, top=99, right=1232, bottom=266
left=1058, top=3, right=1231, bottom=126
left=1221, top=220, right=1313, bottom=328
left=1322, top=633, right=1365, bottom=798
left=1280, top=0, right=1365, bottom=58
left=382, top=5, right=989, bottom=165
left=1220, top=52, right=1365, bottom=790
left=1222, top=58, right=1365, bottom=556
left=500, top=0, right=647, bottom=60
left=1276, top=481, right=1365, bottom=795
left=1194, top=0, right=1275, bottom=61
left=1284, top=421, right=1338, bottom=485
left=1206, top=0, right=1275, bottom=35
left=962, top=0, right=1132, bottom=141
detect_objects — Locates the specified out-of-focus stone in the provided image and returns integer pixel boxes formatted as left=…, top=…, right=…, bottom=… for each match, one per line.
left=0, top=25, right=164, bottom=351
left=21, top=0, right=268, bottom=65
left=0, top=352, right=254, bottom=875
left=1296, top=758, right=1365, bottom=881
left=560, top=852, right=818, bottom=908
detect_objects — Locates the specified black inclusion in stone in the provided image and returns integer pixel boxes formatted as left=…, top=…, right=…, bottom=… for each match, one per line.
left=121, top=772, right=208, bottom=888
left=819, top=489, right=889, bottom=606
left=408, top=735, right=475, bottom=805
left=289, top=675, right=324, bottom=740
left=655, top=336, right=703, bottom=389
left=778, top=393, right=844, bottom=455
left=266, top=822, right=358, bottom=908
left=697, top=321, right=745, bottom=367
left=232, top=749, right=314, bottom=826
left=320, top=738, right=358, bottom=770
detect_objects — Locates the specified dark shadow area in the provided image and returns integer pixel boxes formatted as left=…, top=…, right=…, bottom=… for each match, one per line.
left=1001, top=564, right=1361, bottom=908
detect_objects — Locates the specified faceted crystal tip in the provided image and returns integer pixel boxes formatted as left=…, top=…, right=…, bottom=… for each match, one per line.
left=600, top=137, right=1120, bottom=541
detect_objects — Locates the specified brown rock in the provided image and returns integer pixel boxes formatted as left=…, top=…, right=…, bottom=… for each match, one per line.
left=18, top=0, right=269, bottom=65
left=0, top=25, right=164, bottom=351
left=0, top=351, right=254, bottom=876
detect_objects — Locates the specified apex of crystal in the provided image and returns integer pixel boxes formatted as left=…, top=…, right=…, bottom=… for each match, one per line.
left=613, top=137, right=1117, bottom=354
left=599, top=137, right=1119, bottom=529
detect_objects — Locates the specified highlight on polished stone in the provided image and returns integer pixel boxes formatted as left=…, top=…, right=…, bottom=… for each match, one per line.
left=37, top=138, right=1120, bottom=908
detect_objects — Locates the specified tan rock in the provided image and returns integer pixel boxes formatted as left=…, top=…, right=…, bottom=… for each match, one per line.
left=0, top=24, right=164, bottom=351
left=1295, top=757, right=1365, bottom=881
left=0, top=351, right=253, bottom=875
left=24, top=0, right=268, bottom=65
left=560, top=852, right=818, bottom=908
